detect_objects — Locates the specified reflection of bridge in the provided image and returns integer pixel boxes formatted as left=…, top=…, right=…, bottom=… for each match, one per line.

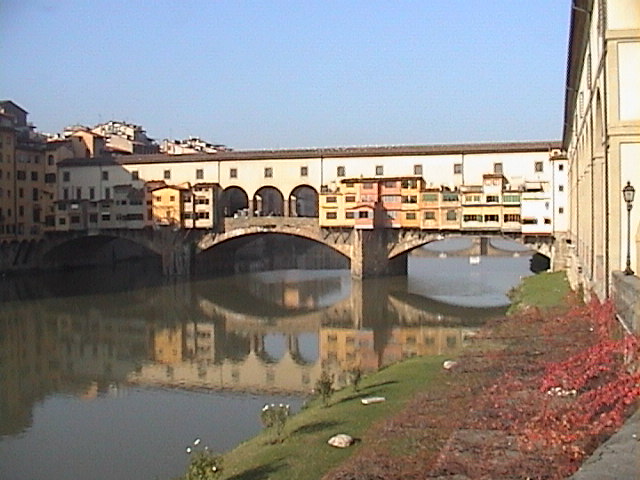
left=1, top=216, right=554, bottom=278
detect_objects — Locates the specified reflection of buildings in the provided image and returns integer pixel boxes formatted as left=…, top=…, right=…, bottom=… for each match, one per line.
left=320, top=326, right=474, bottom=385
left=1, top=272, right=492, bottom=436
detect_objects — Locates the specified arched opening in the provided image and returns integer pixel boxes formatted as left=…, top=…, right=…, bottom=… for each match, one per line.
left=253, top=186, right=284, bottom=216
left=289, top=185, right=318, bottom=217
left=221, top=186, right=249, bottom=217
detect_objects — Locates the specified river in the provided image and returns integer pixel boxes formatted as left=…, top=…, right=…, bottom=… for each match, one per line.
left=0, top=245, right=535, bottom=480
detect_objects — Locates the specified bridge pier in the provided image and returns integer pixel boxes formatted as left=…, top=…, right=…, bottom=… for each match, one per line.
left=350, top=229, right=407, bottom=279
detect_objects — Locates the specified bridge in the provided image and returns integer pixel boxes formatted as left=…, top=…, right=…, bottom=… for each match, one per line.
left=0, top=216, right=555, bottom=278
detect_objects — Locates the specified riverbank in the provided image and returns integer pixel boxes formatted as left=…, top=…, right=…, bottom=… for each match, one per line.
left=179, top=271, right=639, bottom=479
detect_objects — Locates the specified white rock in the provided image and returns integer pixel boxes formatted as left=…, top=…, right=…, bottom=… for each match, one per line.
left=442, top=360, right=458, bottom=370
left=361, top=396, right=386, bottom=405
left=328, top=434, right=354, bottom=448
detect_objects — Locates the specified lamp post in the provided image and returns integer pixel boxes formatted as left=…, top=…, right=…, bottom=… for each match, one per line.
left=623, top=181, right=635, bottom=275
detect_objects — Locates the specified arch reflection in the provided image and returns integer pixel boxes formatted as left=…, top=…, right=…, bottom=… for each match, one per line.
left=0, top=269, right=497, bottom=436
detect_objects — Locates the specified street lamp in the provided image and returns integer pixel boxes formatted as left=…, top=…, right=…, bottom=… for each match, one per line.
left=622, top=181, right=635, bottom=275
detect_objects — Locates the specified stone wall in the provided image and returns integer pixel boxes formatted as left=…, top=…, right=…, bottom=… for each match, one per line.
left=612, top=271, right=640, bottom=335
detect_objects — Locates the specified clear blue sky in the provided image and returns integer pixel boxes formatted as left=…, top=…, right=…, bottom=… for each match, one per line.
left=1, top=1, right=570, bottom=150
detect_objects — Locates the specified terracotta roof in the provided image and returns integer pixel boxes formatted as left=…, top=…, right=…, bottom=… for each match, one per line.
left=58, top=141, right=561, bottom=167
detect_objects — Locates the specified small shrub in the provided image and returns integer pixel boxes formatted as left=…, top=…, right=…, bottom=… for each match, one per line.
left=184, top=443, right=222, bottom=480
left=315, top=371, right=335, bottom=407
left=349, top=367, right=362, bottom=392
left=260, top=403, right=290, bottom=442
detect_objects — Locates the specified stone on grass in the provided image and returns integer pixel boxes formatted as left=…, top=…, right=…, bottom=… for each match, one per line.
left=361, top=396, right=386, bottom=405
left=328, top=434, right=354, bottom=448
left=442, top=360, right=458, bottom=370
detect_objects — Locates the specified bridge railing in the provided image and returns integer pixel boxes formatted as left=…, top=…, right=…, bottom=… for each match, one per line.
left=223, top=216, right=320, bottom=232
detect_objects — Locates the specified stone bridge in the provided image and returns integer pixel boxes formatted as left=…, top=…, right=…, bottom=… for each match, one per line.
left=0, top=217, right=557, bottom=278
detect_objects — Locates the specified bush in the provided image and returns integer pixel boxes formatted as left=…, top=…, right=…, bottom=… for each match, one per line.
left=315, top=371, right=335, bottom=407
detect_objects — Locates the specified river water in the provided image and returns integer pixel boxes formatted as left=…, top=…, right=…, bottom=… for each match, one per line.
left=0, top=246, right=534, bottom=480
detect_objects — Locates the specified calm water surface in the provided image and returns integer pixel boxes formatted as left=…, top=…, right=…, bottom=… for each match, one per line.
left=0, top=249, right=533, bottom=480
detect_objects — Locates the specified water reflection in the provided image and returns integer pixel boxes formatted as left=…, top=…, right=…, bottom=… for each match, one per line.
left=0, top=254, right=529, bottom=479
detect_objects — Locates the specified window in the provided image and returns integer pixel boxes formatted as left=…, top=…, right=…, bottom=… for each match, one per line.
left=31, top=171, right=38, bottom=181
left=494, top=163, right=503, bottom=174
left=76, top=187, right=81, bottom=199
left=63, top=171, right=70, bottom=182
left=70, top=216, right=80, bottom=225
left=363, top=182, right=374, bottom=190
left=45, top=173, right=56, bottom=183
left=101, top=213, right=111, bottom=221
left=102, top=171, right=109, bottom=181
left=465, top=194, right=481, bottom=202
left=105, top=187, right=111, bottom=199
left=264, top=167, right=273, bottom=178
left=18, top=206, right=24, bottom=217
left=131, top=171, right=139, bottom=180
left=89, top=213, right=98, bottom=223
left=358, top=211, right=369, bottom=218
left=59, top=218, right=66, bottom=225
left=535, top=161, right=544, bottom=172
left=326, top=211, right=337, bottom=219
left=381, top=195, right=401, bottom=203
left=63, top=188, right=69, bottom=200
left=463, top=214, right=483, bottom=222
left=442, top=193, right=459, bottom=202
left=544, top=218, right=552, bottom=224
left=326, top=196, right=337, bottom=203
left=18, top=188, right=23, bottom=198
left=559, top=164, right=564, bottom=171
left=163, top=170, right=171, bottom=180
left=375, top=165, right=384, bottom=175
left=422, top=193, right=438, bottom=202
left=337, top=166, right=345, bottom=177
left=345, top=211, right=355, bottom=219
left=32, top=188, right=39, bottom=201
left=402, top=195, right=417, bottom=203
left=196, top=169, right=204, bottom=180
left=504, top=214, right=521, bottom=223
left=559, top=207, right=564, bottom=214
left=503, top=194, right=520, bottom=203
left=401, top=179, right=418, bottom=188
left=345, top=195, right=356, bottom=202
left=446, top=210, right=457, bottom=221
left=424, top=211, right=436, bottom=220
left=48, top=155, right=54, bottom=166
left=484, top=214, right=499, bottom=222
left=89, top=187, right=95, bottom=200
left=405, top=212, right=416, bottom=220
left=454, top=163, right=462, bottom=174
left=16, top=170, right=26, bottom=180
left=522, top=218, right=538, bottom=224
left=169, top=195, right=175, bottom=202
left=230, top=168, right=237, bottom=178
left=559, top=185, right=564, bottom=192
left=300, top=166, right=308, bottom=177
left=413, top=164, right=423, bottom=175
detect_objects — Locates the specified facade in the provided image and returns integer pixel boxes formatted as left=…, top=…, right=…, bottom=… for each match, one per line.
left=54, top=141, right=563, bottom=233
left=159, top=137, right=228, bottom=155
left=91, top=121, right=158, bottom=155
left=563, top=0, right=640, bottom=297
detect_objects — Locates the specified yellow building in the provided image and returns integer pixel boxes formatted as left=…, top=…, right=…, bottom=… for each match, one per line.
left=151, top=184, right=189, bottom=227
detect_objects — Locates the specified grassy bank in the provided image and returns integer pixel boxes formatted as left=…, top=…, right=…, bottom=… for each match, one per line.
left=507, top=270, right=570, bottom=314
left=182, top=355, right=446, bottom=480
left=180, top=271, right=574, bottom=479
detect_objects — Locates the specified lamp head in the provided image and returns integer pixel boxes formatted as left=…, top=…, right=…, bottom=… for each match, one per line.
left=623, top=181, right=635, bottom=204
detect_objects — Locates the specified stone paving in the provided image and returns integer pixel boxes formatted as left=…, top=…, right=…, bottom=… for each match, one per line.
left=568, top=408, right=640, bottom=480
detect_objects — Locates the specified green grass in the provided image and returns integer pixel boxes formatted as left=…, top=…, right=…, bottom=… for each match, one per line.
left=507, top=271, right=570, bottom=314
left=212, top=355, right=445, bottom=480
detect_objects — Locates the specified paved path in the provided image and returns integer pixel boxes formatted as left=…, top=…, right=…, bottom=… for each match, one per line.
left=568, top=408, right=640, bottom=480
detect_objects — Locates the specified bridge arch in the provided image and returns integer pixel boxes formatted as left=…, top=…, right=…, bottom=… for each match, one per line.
left=288, top=184, right=318, bottom=218
left=221, top=186, right=249, bottom=217
left=254, top=186, right=284, bottom=216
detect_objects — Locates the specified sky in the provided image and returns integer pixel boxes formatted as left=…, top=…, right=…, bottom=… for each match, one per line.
left=1, top=1, right=571, bottom=150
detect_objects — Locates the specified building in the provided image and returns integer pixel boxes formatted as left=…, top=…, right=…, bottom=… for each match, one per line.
left=563, top=0, right=640, bottom=297
left=91, top=121, right=158, bottom=155
left=0, top=101, right=52, bottom=240
left=159, top=137, right=228, bottom=155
